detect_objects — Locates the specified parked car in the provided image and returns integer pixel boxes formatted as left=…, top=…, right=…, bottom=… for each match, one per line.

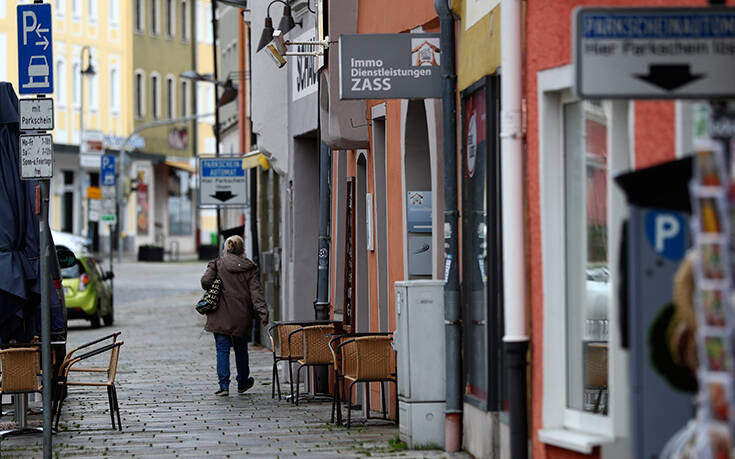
left=61, top=254, right=114, bottom=328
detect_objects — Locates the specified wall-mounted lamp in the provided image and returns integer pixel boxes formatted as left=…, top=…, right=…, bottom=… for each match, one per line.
left=257, top=0, right=303, bottom=52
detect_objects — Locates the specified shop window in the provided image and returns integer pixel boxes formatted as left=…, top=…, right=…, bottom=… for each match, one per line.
left=461, top=76, right=505, bottom=411
left=538, top=66, right=630, bottom=451
left=168, top=168, right=192, bottom=235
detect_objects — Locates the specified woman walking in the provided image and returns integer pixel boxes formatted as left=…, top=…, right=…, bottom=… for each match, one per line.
left=201, top=235, right=268, bottom=396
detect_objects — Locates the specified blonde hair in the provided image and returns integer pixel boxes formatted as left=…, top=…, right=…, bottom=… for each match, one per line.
left=224, top=235, right=245, bottom=255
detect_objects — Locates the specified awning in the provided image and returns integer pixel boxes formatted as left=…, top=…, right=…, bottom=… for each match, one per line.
left=242, top=153, right=270, bottom=171
left=164, top=160, right=196, bottom=173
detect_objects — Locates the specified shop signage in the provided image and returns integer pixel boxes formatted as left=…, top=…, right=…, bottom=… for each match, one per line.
left=19, top=98, right=53, bottom=131
left=197, top=157, right=248, bottom=207
left=644, top=210, right=686, bottom=261
left=80, top=130, right=105, bottom=170
left=292, top=29, right=318, bottom=101
left=574, top=8, right=735, bottom=98
left=19, top=133, right=53, bottom=179
left=339, top=33, right=442, bottom=100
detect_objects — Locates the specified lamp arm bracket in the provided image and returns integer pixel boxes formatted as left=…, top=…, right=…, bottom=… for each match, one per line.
left=285, top=37, right=330, bottom=49
left=284, top=51, right=323, bottom=57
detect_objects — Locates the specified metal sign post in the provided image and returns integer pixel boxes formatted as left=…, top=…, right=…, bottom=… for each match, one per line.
left=17, top=2, right=54, bottom=457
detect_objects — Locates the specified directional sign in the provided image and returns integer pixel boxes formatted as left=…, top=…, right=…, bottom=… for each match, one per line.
left=17, top=3, right=53, bottom=95
left=20, top=133, right=53, bottom=180
left=101, top=155, right=116, bottom=186
left=19, top=98, right=53, bottom=131
left=574, top=8, right=735, bottom=99
left=198, top=157, right=248, bottom=207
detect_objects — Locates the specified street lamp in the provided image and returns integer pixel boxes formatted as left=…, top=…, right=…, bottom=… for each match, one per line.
left=78, top=46, right=95, bottom=238
left=179, top=70, right=246, bottom=108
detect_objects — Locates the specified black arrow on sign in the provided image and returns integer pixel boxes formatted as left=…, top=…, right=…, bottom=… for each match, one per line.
left=210, top=191, right=237, bottom=202
left=634, top=64, right=704, bottom=92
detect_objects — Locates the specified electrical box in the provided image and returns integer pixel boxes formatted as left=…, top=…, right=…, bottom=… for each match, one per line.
left=394, top=280, right=445, bottom=448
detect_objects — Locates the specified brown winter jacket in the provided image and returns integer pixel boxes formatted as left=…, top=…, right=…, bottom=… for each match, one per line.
left=200, top=254, right=268, bottom=337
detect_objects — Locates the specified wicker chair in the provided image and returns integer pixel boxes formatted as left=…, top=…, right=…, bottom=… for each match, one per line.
left=267, top=322, right=307, bottom=400
left=0, top=347, right=43, bottom=436
left=53, top=340, right=124, bottom=431
left=290, top=324, right=339, bottom=406
left=337, top=335, right=396, bottom=428
left=329, top=335, right=359, bottom=425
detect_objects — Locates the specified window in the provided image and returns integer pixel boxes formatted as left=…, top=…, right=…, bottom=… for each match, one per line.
left=56, top=0, right=65, bottom=18
left=564, top=101, right=608, bottom=415
left=71, top=0, right=80, bottom=19
left=196, top=2, right=203, bottom=43
left=205, top=6, right=213, bottom=44
left=151, top=74, right=160, bottom=119
left=135, top=0, right=144, bottom=32
left=165, top=0, right=175, bottom=38
left=135, top=70, right=145, bottom=118
left=538, top=66, right=631, bottom=451
left=150, top=0, right=159, bottom=35
left=168, top=168, right=192, bottom=235
left=55, top=59, right=66, bottom=107
left=109, top=0, right=119, bottom=27
left=166, top=76, right=175, bottom=119
left=110, top=67, right=120, bottom=114
left=72, top=61, right=81, bottom=109
left=180, top=79, right=189, bottom=117
left=180, top=0, right=188, bottom=41
left=87, top=0, right=97, bottom=23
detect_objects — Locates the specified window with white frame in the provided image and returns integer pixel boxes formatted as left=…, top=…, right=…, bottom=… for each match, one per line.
left=165, top=0, right=175, bottom=38
left=196, top=2, right=203, bottom=43
left=56, top=0, right=65, bottom=18
left=55, top=58, right=66, bottom=108
left=87, top=0, right=97, bottom=23
left=150, top=0, right=160, bottom=36
left=180, top=79, right=189, bottom=117
left=538, top=66, right=631, bottom=452
left=204, top=6, right=213, bottom=44
left=151, top=73, right=161, bottom=120
left=71, top=0, right=81, bottom=20
left=166, top=75, right=175, bottom=119
left=135, top=70, right=145, bottom=118
left=135, top=0, right=144, bottom=32
left=109, top=0, right=120, bottom=27
left=181, top=0, right=189, bottom=41
left=72, top=61, right=81, bottom=109
left=110, top=67, right=120, bottom=114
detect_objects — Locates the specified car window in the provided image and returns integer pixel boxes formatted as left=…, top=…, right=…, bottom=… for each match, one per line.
left=60, top=261, right=81, bottom=279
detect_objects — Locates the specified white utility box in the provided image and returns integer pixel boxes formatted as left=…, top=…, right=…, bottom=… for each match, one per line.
left=394, top=280, right=445, bottom=449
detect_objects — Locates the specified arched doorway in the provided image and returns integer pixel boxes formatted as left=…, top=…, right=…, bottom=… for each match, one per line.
left=355, top=152, right=370, bottom=332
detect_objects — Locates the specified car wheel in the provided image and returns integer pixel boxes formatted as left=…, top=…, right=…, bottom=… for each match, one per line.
left=103, top=304, right=114, bottom=326
left=90, top=303, right=101, bottom=329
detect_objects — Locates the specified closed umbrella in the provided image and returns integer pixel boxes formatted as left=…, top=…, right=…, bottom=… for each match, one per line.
left=0, top=82, right=63, bottom=342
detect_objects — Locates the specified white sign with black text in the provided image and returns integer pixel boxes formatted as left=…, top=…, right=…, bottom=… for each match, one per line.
left=19, top=97, right=53, bottom=131
left=20, top=133, right=53, bottom=180
left=292, top=29, right=318, bottom=101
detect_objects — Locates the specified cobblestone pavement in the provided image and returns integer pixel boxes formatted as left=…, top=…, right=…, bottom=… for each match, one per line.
left=1, top=261, right=468, bottom=458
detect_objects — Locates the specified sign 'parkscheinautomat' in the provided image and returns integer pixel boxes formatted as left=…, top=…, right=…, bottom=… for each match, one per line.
left=339, top=33, right=442, bottom=100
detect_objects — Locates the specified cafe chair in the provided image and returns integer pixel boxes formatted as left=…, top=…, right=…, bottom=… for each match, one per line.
left=53, top=340, right=124, bottom=431
left=338, top=335, right=396, bottom=428
left=290, top=324, right=339, bottom=406
left=0, top=347, right=43, bottom=436
left=267, top=323, right=306, bottom=401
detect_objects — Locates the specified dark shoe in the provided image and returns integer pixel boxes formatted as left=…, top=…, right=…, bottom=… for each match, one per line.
left=238, top=377, right=255, bottom=394
left=215, top=389, right=229, bottom=397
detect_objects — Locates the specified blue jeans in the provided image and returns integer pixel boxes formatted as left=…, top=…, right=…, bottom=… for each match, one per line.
left=214, top=333, right=250, bottom=391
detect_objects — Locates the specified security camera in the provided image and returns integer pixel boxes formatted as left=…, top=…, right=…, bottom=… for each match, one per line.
left=265, top=30, right=287, bottom=68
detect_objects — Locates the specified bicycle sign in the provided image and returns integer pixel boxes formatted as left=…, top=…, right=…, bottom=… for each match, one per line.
left=17, top=3, right=53, bottom=95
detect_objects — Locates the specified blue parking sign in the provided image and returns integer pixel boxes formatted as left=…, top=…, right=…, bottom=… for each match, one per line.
left=17, top=3, right=53, bottom=95
left=101, top=155, right=116, bottom=186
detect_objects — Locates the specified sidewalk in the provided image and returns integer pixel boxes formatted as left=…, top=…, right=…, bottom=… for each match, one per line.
left=1, top=262, right=468, bottom=458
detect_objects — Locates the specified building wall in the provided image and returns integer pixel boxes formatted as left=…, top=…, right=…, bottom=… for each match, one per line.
left=525, top=1, right=715, bottom=458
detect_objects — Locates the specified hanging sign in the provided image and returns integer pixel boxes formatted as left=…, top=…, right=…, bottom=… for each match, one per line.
left=339, top=33, right=442, bottom=100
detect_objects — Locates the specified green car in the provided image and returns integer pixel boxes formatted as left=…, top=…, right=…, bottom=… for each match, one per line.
left=61, top=255, right=114, bottom=328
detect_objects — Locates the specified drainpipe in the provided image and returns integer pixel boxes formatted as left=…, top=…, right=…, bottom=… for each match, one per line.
left=500, top=1, right=529, bottom=459
left=314, top=141, right=331, bottom=322
left=434, top=0, right=461, bottom=452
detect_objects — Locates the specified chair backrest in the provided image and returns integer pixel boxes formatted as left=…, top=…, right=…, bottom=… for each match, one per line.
left=279, top=324, right=303, bottom=359
left=0, top=347, right=41, bottom=393
left=301, top=325, right=336, bottom=364
left=106, top=342, right=124, bottom=385
left=341, top=340, right=358, bottom=379
left=354, top=336, right=392, bottom=380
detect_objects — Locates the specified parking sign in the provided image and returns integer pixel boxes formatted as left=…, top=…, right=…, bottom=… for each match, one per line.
left=101, top=155, right=116, bottom=186
left=17, top=3, right=53, bottom=95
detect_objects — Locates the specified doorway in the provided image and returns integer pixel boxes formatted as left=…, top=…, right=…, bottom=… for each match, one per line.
left=355, top=152, right=370, bottom=332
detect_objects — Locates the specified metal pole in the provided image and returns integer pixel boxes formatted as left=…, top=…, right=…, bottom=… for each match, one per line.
left=314, top=142, right=331, bottom=321
left=78, top=49, right=85, bottom=238
left=211, top=0, right=222, bottom=249
left=434, top=0, right=462, bottom=452
left=40, top=180, right=52, bottom=458
left=192, top=0, right=200, bottom=254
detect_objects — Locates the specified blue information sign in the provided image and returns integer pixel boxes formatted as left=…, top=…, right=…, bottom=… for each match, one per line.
left=17, top=3, right=53, bottom=95
left=101, top=155, right=116, bottom=186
